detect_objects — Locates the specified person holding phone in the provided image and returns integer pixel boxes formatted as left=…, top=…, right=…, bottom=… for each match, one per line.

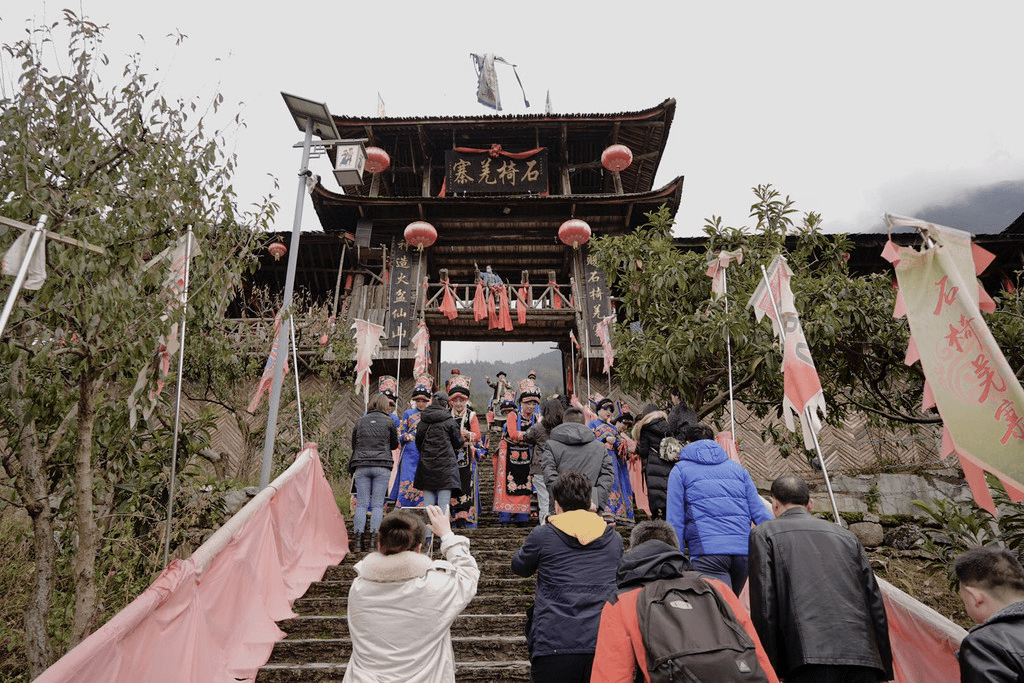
left=343, top=505, right=479, bottom=682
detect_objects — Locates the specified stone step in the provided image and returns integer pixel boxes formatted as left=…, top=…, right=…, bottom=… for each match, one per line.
left=301, top=576, right=536, bottom=600
left=322, top=558, right=525, bottom=582
left=256, top=659, right=531, bottom=683
left=279, top=613, right=526, bottom=639
left=292, top=593, right=535, bottom=617
left=266, top=635, right=528, bottom=665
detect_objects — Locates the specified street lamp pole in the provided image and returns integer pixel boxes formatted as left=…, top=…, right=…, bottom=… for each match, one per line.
left=259, top=114, right=314, bottom=489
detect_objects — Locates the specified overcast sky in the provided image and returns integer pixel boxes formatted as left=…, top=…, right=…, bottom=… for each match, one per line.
left=4, top=2, right=1024, bottom=362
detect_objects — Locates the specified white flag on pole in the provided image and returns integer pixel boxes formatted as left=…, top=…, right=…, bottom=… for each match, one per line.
left=2, top=229, right=47, bottom=290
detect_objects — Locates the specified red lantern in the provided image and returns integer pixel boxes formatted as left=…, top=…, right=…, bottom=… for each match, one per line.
left=404, top=221, right=437, bottom=249
left=558, top=219, right=591, bottom=248
left=365, top=146, right=390, bottom=174
left=268, top=240, right=286, bottom=261
left=601, top=144, right=633, bottom=172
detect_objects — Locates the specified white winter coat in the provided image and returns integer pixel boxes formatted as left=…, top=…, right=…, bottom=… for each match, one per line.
left=343, top=534, right=479, bottom=682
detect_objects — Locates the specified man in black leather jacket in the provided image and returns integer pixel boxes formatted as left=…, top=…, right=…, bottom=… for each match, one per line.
left=749, top=475, right=893, bottom=682
left=955, top=546, right=1024, bottom=682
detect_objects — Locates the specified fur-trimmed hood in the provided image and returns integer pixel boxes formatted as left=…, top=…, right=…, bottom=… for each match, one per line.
left=354, top=550, right=434, bottom=583
left=632, top=409, right=668, bottom=442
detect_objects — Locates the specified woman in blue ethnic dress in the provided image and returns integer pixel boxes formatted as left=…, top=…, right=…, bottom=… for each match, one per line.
left=588, top=395, right=635, bottom=523
left=447, top=374, right=483, bottom=528
left=389, top=374, right=433, bottom=508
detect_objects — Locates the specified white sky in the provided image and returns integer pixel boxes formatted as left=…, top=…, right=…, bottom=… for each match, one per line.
left=4, top=1, right=1023, bottom=238
left=4, top=2, right=1024, bottom=362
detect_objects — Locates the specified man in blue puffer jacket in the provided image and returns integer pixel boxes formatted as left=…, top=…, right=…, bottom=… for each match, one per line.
left=666, top=422, right=772, bottom=595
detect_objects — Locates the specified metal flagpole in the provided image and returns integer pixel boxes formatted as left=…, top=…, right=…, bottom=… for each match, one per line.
left=569, top=331, right=576, bottom=398
left=722, top=268, right=737, bottom=438
left=289, top=318, right=305, bottom=444
left=0, top=214, right=48, bottom=339
left=759, top=264, right=841, bottom=524
left=164, top=227, right=194, bottom=568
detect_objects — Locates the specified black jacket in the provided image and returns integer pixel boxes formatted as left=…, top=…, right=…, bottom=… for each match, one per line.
left=414, top=403, right=463, bottom=493
left=748, top=506, right=893, bottom=680
left=348, top=410, right=399, bottom=474
left=632, top=411, right=673, bottom=513
left=958, top=600, right=1024, bottom=683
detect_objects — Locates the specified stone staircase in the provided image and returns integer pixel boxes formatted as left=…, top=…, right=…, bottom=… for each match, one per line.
left=257, top=435, right=536, bottom=682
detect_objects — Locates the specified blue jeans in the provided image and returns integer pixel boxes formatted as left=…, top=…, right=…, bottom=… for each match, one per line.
left=693, top=554, right=749, bottom=596
left=420, top=488, right=452, bottom=513
left=352, top=466, right=392, bottom=533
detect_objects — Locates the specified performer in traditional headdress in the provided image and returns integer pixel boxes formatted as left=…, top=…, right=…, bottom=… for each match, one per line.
left=494, top=379, right=541, bottom=526
left=485, top=370, right=512, bottom=425
left=447, top=374, right=483, bottom=528
left=588, top=394, right=635, bottom=524
left=389, top=374, right=433, bottom=507
left=614, top=402, right=648, bottom=516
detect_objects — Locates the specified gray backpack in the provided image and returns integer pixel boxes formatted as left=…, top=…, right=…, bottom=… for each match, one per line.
left=636, top=574, right=770, bottom=683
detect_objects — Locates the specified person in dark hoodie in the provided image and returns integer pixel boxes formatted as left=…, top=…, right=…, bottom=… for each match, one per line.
left=591, top=520, right=778, bottom=683
left=540, top=407, right=614, bottom=515
left=630, top=404, right=673, bottom=520
left=414, top=392, right=464, bottom=516
left=512, top=470, right=623, bottom=683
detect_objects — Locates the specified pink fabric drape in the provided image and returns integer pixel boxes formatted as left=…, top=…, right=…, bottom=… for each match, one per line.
left=36, top=445, right=347, bottom=683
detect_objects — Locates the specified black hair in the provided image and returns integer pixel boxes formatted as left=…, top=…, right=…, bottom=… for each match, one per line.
left=377, top=510, right=426, bottom=555
left=540, top=399, right=565, bottom=431
left=563, top=407, right=586, bottom=424
left=551, top=470, right=592, bottom=512
left=956, top=546, right=1024, bottom=594
left=680, top=422, right=715, bottom=443
left=629, top=520, right=679, bottom=549
left=770, top=475, right=811, bottom=506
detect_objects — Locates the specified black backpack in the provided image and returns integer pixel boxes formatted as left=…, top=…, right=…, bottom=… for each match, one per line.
left=636, top=574, right=770, bottom=683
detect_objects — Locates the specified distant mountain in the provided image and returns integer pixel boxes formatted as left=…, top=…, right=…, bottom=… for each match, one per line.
left=440, top=351, right=562, bottom=413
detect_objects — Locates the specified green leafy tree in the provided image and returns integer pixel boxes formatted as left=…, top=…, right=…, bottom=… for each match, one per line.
left=589, top=185, right=932, bottom=457
left=0, top=13, right=276, bottom=677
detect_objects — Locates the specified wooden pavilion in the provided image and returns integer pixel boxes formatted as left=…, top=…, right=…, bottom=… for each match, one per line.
left=247, top=98, right=685, bottom=399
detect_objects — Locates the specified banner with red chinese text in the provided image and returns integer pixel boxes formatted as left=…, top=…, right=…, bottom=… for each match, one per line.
left=882, top=214, right=1023, bottom=513
left=747, top=254, right=827, bottom=450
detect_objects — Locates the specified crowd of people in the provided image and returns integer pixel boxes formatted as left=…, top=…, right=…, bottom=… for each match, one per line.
left=344, top=373, right=1020, bottom=683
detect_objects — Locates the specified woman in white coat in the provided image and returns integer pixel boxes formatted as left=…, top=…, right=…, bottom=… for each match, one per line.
left=343, top=505, right=479, bottom=682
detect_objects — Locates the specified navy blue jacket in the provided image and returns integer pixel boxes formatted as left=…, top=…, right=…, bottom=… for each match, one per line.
left=666, top=439, right=771, bottom=557
left=510, top=511, right=623, bottom=659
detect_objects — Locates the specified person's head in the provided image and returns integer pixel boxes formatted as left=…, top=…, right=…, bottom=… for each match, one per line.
left=496, top=370, right=507, bottom=380
left=551, top=470, right=593, bottom=513
left=680, top=422, right=715, bottom=443
left=596, top=397, right=614, bottom=421
left=629, top=519, right=680, bottom=549
left=563, top=407, right=586, bottom=425
left=412, top=394, right=430, bottom=410
left=519, top=395, right=539, bottom=416
left=770, top=475, right=811, bottom=516
left=377, top=510, right=427, bottom=555
left=431, top=391, right=449, bottom=410
left=449, top=393, right=468, bottom=412
left=668, top=387, right=682, bottom=406
left=367, top=393, right=390, bottom=413
left=540, top=399, right=565, bottom=431
left=956, top=546, right=1024, bottom=623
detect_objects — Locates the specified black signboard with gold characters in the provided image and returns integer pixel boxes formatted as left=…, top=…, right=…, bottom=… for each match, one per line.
left=581, top=246, right=613, bottom=347
left=387, top=242, right=416, bottom=347
left=444, top=149, right=547, bottom=195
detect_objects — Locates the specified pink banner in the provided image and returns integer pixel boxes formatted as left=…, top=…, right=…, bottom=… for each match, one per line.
left=36, top=445, right=347, bottom=683
left=883, top=215, right=1024, bottom=513
left=747, top=255, right=827, bottom=449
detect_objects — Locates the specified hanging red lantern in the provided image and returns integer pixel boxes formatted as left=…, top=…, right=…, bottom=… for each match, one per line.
left=364, top=146, right=390, bottom=174
left=404, top=221, right=437, bottom=249
left=558, top=219, right=591, bottom=248
left=268, top=240, right=287, bottom=261
left=601, top=144, right=633, bottom=172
